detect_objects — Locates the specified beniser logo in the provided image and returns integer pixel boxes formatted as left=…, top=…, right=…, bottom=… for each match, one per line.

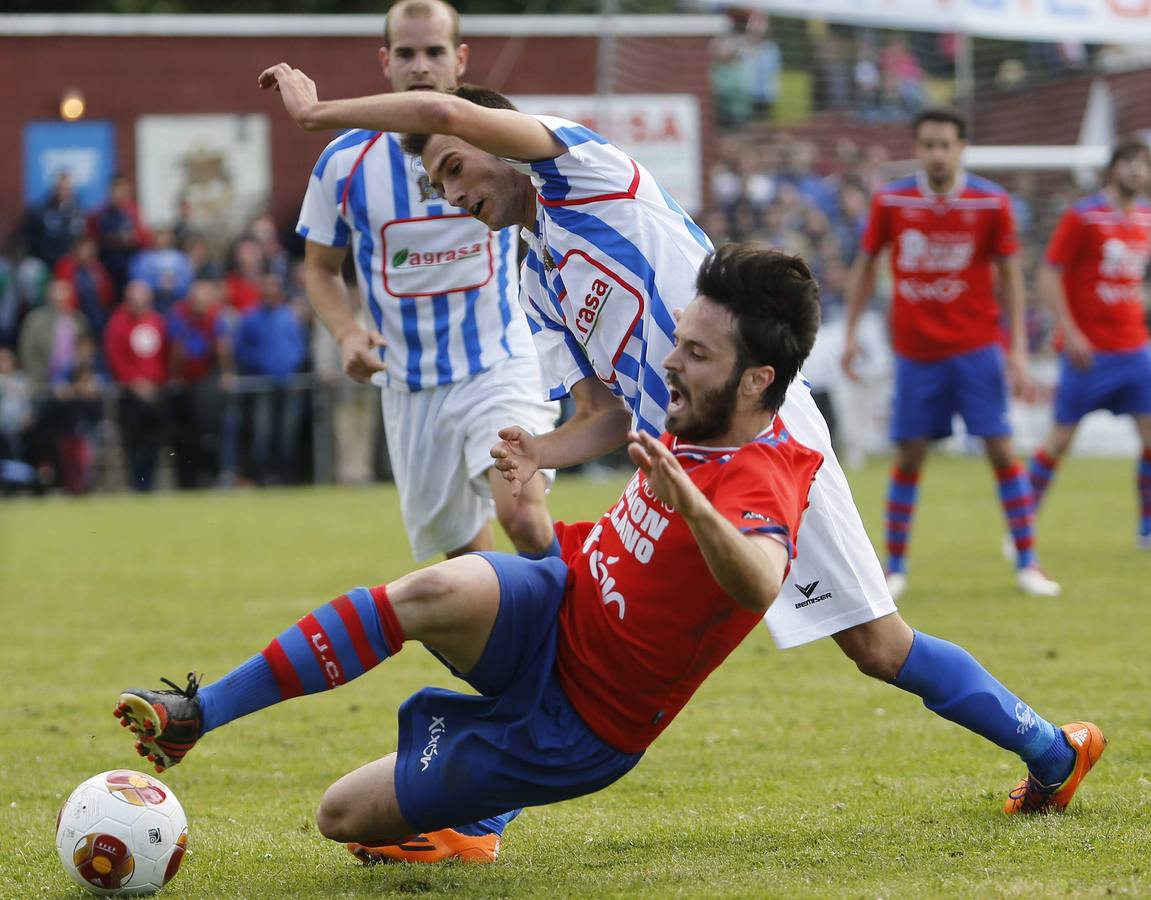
left=794, top=580, right=833, bottom=609
left=392, top=243, right=484, bottom=269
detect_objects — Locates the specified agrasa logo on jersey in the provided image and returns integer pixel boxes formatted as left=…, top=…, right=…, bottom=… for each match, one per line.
left=556, top=250, right=645, bottom=382
left=381, top=215, right=494, bottom=297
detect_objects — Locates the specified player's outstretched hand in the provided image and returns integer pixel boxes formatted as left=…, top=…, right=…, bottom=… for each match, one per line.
left=1006, top=344, right=1031, bottom=398
left=338, top=330, right=387, bottom=383
left=491, top=426, right=541, bottom=492
left=1064, top=327, right=1095, bottom=370
left=840, top=333, right=861, bottom=381
left=258, top=63, right=321, bottom=130
left=627, top=430, right=705, bottom=519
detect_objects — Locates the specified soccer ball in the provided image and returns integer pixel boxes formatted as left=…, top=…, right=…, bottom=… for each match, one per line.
left=55, top=770, right=188, bottom=896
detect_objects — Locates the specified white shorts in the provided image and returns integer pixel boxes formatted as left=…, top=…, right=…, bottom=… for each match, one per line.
left=382, top=355, right=559, bottom=561
left=766, top=377, right=898, bottom=649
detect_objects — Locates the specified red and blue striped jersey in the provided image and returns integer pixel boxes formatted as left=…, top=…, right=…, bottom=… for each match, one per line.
left=861, top=171, right=1018, bottom=362
left=1045, top=191, right=1151, bottom=352
left=555, top=421, right=822, bottom=753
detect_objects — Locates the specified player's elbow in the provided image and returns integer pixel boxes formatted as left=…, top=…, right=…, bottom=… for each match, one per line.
left=423, top=95, right=468, bottom=136
left=736, top=579, right=781, bottom=616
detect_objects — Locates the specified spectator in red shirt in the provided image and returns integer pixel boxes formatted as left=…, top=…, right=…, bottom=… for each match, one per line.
left=225, top=236, right=267, bottom=313
left=105, top=279, right=167, bottom=491
left=54, top=235, right=115, bottom=341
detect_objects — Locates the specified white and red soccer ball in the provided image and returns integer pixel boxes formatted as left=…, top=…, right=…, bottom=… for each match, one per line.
left=56, top=770, right=188, bottom=896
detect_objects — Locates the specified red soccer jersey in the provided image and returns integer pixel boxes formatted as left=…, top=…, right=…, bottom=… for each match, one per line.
left=554, top=420, right=823, bottom=753
left=861, top=172, right=1018, bottom=361
left=1045, top=192, right=1151, bottom=352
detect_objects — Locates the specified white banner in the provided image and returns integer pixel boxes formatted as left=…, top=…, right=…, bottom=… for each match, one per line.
left=727, top=0, right=1151, bottom=44
left=513, top=94, right=703, bottom=214
left=135, top=114, right=270, bottom=237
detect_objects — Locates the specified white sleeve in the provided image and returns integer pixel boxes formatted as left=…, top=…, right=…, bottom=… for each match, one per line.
left=519, top=260, right=596, bottom=401
left=296, top=160, right=350, bottom=249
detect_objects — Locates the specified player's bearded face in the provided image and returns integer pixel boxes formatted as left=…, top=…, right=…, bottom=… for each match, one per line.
left=666, top=363, right=742, bottom=443
left=915, top=122, right=963, bottom=189
left=1113, top=155, right=1151, bottom=197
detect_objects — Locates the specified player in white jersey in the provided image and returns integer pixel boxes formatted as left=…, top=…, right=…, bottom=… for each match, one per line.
left=260, top=69, right=1105, bottom=835
left=296, top=0, right=557, bottom=567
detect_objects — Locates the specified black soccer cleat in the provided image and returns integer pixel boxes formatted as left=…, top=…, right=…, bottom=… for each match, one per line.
left=113, top=673, right=204, bottom=773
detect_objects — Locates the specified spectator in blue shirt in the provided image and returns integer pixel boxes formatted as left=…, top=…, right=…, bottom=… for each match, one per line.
left=130, top=227, right=194, bottom=314
left=236, top=274, right=307, bottom=485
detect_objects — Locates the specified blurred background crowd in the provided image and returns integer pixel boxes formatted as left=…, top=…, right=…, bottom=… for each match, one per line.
left=0, top=169, right=388, bottom=494
left=2, top=8, right=1148, bottom=495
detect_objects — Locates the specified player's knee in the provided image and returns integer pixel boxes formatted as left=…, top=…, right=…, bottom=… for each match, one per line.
left=498, top=501, right=552, bottom=550
left=839, top=634, right=904, bottom=681
left=315, top=790, right=357, bottom=843
left=399, top=564, right=462, bottom=607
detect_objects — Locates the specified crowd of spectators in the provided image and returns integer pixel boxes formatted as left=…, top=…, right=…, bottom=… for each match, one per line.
left=0, top=169, right=346, bottom=495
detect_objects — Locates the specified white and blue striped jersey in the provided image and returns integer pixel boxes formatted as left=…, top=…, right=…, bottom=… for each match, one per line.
left=511, top=116, right=713, bottom=435
left=511, top=118, right=896, bottom=646
left=297, top=129, right=534, bottom=392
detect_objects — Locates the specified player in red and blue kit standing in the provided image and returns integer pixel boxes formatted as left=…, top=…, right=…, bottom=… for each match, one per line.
left=843, top=108, right=1060, bottom=599
left=1029, top=140, right=1151, bottom=549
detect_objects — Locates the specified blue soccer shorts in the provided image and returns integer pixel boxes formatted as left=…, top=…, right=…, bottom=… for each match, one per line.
left=1053, top=344, right=1151, bottom=425
left=393, top=552, right=643, bottom=832
left=890, top=344, right=1011, bottom=442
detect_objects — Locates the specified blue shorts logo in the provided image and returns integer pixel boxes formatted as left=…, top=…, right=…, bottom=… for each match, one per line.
left=420, top=716, right=446, bottom=772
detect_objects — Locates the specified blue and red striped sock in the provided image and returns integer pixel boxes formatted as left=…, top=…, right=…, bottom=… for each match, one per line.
left=885, top=467, right=919, bottom=575
left=198, top=585, right=404, bottom=734
left=996, top=462, right=1037, bottom=570
left=1029, top=449, right=1059, bottom=511
left=1139, top=449, right=1151, bottom=539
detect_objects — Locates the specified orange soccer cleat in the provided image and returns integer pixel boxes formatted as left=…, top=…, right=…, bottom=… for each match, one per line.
left=1004, top=721, right=1107, bottom=814
left=348, top=828, right=501, bottom=864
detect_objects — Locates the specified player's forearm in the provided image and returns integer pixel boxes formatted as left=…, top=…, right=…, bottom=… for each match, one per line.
left=681, top=505, right=785, bottom=614
left=843, top=255, right=876, bottom=335
left=293, top=91, right=456, bottom=136
left=534, top=401, right=632, bottom=470
left=997, top=257, right=1027, bottom=347
left=1037, top=265, right=1078, bottom=335
left=305, top=262, right=361, bottom=342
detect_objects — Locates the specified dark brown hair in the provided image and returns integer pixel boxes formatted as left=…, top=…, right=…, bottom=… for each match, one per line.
left=912, top=107, right=967, bottom=141
left=400, top=84, right=518, bottom=156
left=694, top=243, right=822, bottom=413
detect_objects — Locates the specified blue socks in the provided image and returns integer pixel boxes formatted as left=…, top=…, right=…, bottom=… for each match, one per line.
left=454, top=809, right=522, bottom=837
left=891, top=631, right=1074, bottom=786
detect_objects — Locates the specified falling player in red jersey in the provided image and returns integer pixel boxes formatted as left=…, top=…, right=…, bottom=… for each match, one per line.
left=1028, top=140, right=1151, bottom=549
left=842, top=108, right=1059, bottom=599
left=113, top=245, right=1106, bottom=865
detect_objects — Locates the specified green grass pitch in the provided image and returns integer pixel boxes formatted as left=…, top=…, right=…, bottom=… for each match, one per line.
left=1, top=456, right=1148, bottom=898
